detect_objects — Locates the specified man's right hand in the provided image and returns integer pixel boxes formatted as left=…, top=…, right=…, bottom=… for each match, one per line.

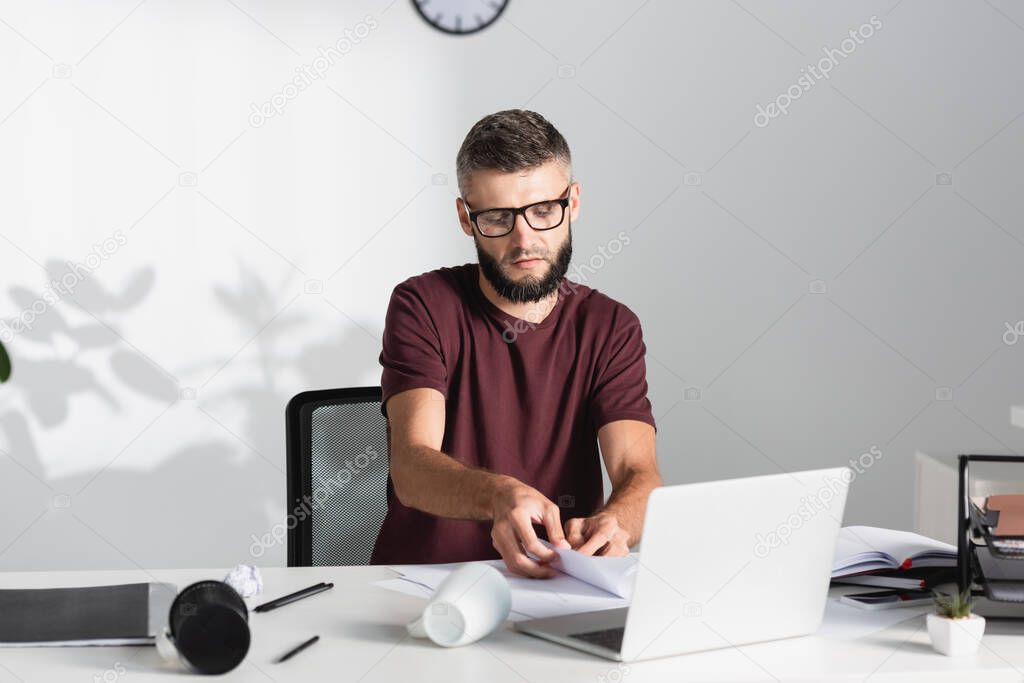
left=490, top=477, right=570, bottom=578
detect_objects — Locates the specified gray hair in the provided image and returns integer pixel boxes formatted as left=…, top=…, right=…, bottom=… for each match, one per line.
left=456, top=109, right=572, bottom=199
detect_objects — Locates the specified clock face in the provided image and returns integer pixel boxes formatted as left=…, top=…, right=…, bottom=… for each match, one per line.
left=412, top=0, right=509, bottom=36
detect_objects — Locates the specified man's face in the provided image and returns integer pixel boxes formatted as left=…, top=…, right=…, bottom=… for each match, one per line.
left=458, top=161, right=579, bottom=304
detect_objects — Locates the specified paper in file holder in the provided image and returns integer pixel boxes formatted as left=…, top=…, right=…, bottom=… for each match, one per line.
left=957, top=454, right=1024, bottom=617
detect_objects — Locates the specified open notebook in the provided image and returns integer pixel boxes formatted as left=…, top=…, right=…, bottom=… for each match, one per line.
left=832, top=526, right=956, bottom=578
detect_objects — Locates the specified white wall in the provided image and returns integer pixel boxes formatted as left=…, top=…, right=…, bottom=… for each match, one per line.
left=1, top=0, right=1022, bottom=570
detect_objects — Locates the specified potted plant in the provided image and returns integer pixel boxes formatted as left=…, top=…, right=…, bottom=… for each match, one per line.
left=927, top=587, right=985, bottom=656
left=0, top=339, right=9, bottom=384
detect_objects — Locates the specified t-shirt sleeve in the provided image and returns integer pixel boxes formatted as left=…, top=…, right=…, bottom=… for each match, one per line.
left=590, top=305, right=657, bottom=432
left=378, top=282, right=448, bottom=417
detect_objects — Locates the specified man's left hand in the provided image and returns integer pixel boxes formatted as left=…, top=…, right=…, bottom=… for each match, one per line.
left=563, top=512, right=630, bottom=556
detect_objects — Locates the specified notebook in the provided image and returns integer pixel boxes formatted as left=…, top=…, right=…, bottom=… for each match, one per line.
left=831, top=566, right=957, bottom=590
left=0, top=582, right=176, bottom=646
left=832, top=526, right=956, bottom=578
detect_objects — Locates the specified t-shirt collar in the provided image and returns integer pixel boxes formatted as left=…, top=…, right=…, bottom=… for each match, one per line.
left=468, top=263, right=566, bottom=331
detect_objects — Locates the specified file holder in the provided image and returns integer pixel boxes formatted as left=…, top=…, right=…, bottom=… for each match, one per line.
left=957, top=454, right=1024, bottom=617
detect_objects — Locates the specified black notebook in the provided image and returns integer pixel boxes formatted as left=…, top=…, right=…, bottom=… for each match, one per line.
left=0, top=582, right=176, bottom=646
left=831, top=566, right=958, bottom=590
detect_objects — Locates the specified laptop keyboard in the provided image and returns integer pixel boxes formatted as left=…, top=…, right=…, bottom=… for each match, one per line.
left=569, top=627, right=625, bottom=652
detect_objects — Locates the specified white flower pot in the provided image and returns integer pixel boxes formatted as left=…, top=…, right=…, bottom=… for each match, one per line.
left=926, top=613, right=986, bottom=656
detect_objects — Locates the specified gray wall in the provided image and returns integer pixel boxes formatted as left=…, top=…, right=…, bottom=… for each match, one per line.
left=1, top=0, right=1022, bottom=570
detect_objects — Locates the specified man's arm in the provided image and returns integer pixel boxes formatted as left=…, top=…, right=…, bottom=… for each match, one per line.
left=564, top=419, right=661, bottom=556
left=386, top=387, right=569, bottom=577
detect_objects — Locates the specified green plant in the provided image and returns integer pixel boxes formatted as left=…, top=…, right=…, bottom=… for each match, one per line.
left=932, top=587, right=974, bottom=619
left=0, top=339, right=9, bottom=383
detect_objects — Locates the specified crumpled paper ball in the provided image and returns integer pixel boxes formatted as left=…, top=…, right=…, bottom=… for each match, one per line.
left=223, top=564, right=263, bottom=599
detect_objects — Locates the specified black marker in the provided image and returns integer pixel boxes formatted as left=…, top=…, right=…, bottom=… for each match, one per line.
left=276, top=635, right=319, bottom=663
left=254, top=582, right=334, bottom=613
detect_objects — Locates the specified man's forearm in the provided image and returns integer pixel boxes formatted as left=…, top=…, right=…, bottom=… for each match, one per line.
left=390, top=444, right=512, bottom=520
left=600, top=467, right=662, bottom=546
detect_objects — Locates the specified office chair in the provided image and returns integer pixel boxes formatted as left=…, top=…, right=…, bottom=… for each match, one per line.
left=285, top=387, right=389, bottom=566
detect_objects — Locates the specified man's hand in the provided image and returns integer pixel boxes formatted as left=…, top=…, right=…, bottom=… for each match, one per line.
left=491, top=478, right=570, bottom=578
left=564, top=512, right=630, bottom=557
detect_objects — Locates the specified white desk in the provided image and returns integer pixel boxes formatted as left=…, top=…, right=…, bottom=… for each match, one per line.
left=1, top=565, right=1023, bottom=682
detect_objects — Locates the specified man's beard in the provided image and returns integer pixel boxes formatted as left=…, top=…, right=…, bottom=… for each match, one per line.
left=475, top=227, right=573, bottom=305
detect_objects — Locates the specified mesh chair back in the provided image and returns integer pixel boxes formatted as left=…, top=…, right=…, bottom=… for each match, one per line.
left=286, top=387, right=389, bottom=566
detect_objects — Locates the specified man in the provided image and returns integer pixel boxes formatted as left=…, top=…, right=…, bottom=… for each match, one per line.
left=370, top=109, right=662, bottom=578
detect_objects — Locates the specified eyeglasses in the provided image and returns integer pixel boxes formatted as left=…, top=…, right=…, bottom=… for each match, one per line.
left=463, top=184, right=571, bottom=238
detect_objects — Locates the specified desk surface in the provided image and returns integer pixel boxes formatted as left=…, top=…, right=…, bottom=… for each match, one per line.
left=1, top=565, right=1023, bottom=682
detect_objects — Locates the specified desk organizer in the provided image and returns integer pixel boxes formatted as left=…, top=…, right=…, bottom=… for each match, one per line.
left=957, top=454, right=1024, bottom=617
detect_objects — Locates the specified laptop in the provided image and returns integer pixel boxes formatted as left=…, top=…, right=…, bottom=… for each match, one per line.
left=514, top=467, right=850, bottom=661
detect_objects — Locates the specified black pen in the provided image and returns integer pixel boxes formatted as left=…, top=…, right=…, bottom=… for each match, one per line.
left=275, top=635, right=319, bottom=663
left=254, top=582, right=334, bottom=613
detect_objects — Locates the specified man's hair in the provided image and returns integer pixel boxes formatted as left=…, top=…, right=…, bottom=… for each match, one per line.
left=456, top=109, right=572, bottom=198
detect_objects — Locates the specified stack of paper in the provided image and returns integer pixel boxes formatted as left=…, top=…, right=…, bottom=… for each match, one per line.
left=375, top=547, right=637, bottom=621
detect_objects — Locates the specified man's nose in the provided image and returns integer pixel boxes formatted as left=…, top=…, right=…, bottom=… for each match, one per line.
left=507, top=212, right=534, bottom=246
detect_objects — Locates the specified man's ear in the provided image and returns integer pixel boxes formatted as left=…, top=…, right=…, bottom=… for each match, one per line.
left=456, top=197, right=474, bottom=237
left=569, top=181, right=581, bottom=223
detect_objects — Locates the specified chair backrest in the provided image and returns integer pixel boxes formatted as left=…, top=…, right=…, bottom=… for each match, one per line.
left=285, top=387, right=389, bottom=566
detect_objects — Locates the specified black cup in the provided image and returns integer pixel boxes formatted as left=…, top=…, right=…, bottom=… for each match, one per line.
left=168, top=581, right=251, bottom=675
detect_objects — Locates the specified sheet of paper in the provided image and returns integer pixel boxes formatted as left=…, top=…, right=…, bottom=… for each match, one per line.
left=376, top=561, right=629, bottom=620
left=542, top=542, right=638, bottom=599
left=373, top=577, right=432, bottom=599
left=815, top=597, right=931, bottom=640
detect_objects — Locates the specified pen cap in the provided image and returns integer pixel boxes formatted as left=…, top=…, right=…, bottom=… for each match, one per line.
left=168, top=580, right=251, bottom=675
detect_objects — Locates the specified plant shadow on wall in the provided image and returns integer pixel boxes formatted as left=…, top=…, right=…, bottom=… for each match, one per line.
left=0, top=261, right=368, bottom=569
left=179, top=263, right=371, bottom=474
left=0, top=261, right=160, bottom=445
left=159, top=263, right=377, bottom=564
left=0, top=262, right=211, bottom=569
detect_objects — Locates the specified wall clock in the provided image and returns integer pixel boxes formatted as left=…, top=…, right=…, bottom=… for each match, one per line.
left=412, top=0, right=510, bottom=35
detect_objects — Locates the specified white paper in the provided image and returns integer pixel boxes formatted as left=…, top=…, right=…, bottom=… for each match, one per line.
left=374, top=577, right=433, bottom=599
left=377, top=560, right=629, bottom=621
left=542, top=541, right=638, bottom=599
left=223, top=564, right=263, bottom=598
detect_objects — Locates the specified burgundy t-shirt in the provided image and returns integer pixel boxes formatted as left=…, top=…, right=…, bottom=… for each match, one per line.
left=369, top=263, right=656, bottom=565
